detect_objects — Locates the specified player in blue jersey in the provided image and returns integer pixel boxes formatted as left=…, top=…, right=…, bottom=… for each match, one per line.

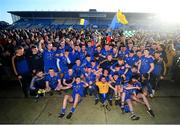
left=120, top=76, right=140, bottom=120
left=81, top=55, right=92, bottom=68
left=45, top=68, right=61, bottom=92
left=138, top=49, right=154, bottom=75
left=86, top=40, right=95, bottom=58
left=94, top=46, right=104, bottom=62
left=79, top=44, right=87, bottom=61
left=58, top=77, right=89, bottom=119
left=72, top=44, right=81, bottom=60
left=72, top=59, right=84, bottom=77
left=125, top=50, right=138, bottom=67
left=39, top=42, right=57, bottom=73
left=118, top=45, right=129, bottom=59
left=101, top=44, right=111, bottom=59
left=56, top=49, right=74, bottom=74
left=149, top=43, right=157, bottom=55
left=91, top=60, right=98, bottom=73
left=63, top=69, right=75, bottom=86
left=84, top=67, right=98, bottom=104
left=111, top=46, right=119, bottom=58
left=130, top=75, right=155, bottom=117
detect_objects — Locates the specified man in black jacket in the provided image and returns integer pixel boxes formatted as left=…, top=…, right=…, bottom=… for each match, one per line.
left=12, top=46, right=31, bottom=98
left=29, top=45, right=44, bottom=75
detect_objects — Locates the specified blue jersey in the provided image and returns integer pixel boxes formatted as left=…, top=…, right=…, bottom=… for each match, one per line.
left=101, top=49, right=110, bottom=57
left=64, top=73, right=75, bottom=81
left=56, top=56, right=68, bottom=73
left=118, top=50, right=129, bottom=59
left=111, top=65, right=126, bottom=76
left=43, top=49, right=57, bottom=72
left=139, top=56, right=154, bottom=74
left=73, top=51, right=81, bottom=61
left=45, top=74, right=60, bottom=89
left=85, top=72, right=96, bottom=84
left=79, top=51, right=87, bottom=61
left=72, top=64, right=84, bottom=77
left=72, top=82, right=85, bottom=97
left=149, top=48, right=155, bottom=55
left=56, top=47, right=65, bottom=55
left=56, top=45, right=72, bottom=54
left=94, top=50, right=102, bottom=56
left=111, top=52, right=119, bottom=58
left=132, top=82, right=142, bottom=94
left=66, top=44, right=73, bottom=52
left=109, top=70, right=116, bottom=76
left=81, top=59, right=92, bottom=68
left=125, top=55, right=138, bottom=67
left=86, top=46, right=95, bottom=57
left=114, top=77, right=122, bottom=85
left=91, top=64, right=98, bottom=71
left=123, top=83, right=134, bottom=101
left=69, top=52, right=76, bottom=64
left=125, top=69, right=133, bottom=81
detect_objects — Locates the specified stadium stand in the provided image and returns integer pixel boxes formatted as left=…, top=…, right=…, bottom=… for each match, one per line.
left=0, top=21, right=10, bottom=29
left=8, top=9, right=155, bottom=29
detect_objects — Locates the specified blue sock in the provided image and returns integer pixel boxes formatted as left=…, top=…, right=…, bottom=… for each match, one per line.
left=61, top=108, right=66, bottom=114
left=71, top=107, right=75, bottom=113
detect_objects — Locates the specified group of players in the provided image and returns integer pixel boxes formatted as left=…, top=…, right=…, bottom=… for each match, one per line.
left=12, top=33, right=167, bottom=120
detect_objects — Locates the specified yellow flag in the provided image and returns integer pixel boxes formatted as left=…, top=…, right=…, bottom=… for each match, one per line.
left=117, top=10, right=128, bottom=25
left=80, top=18, right=85, bottom=25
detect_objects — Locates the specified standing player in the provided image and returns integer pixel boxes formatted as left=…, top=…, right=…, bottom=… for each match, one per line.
left=138, top=49, right=154, bottom=96
left=138, top=49, right=154, bottom=75
left=39, top=41, right=57, bottom=73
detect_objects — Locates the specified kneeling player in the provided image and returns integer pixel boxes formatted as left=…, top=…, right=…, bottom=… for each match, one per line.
left=30, top=70, right=46, bottom=99
left=45, top=68, right=62, bottom=93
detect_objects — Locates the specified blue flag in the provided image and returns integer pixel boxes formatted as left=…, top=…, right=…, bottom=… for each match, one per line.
left=109, top=14, right=122, bottom=30
left=109, top=10, right=128, bottom=30
left=80, top=18, right=88, bottom=26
